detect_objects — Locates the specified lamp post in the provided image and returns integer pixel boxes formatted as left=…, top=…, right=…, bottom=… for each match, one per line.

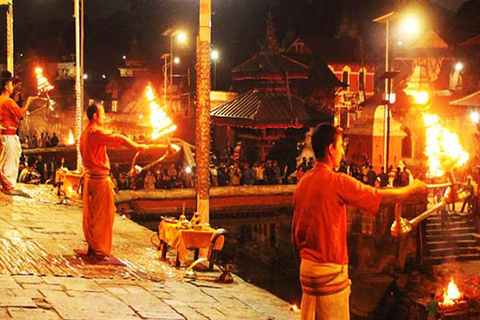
left=162, top=29, right=187, bottom=108
left=373, top=11, right=395, bottom=171
left=211, top=49, right=219, bottom=90
left=374, top=11, right=420, bottom=171
left=160, top=53, right=170, bottom=106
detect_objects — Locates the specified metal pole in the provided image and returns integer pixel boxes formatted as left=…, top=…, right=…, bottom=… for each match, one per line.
left=213, top=60, right=217, bottom=90
left=170, top=35, right=173, bottom=108
left=6, top=0, right=13, bottom=75
left=74, top=0, right=83, bottom=171
left=383, top=19, right=389, bottom=171
left=163, top=56, right=168, bottom=106
left=196, top=0, right=211, bottom=223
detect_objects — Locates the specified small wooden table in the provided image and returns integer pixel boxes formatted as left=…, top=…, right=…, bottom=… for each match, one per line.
left=158, top=220, right=224, bottom=267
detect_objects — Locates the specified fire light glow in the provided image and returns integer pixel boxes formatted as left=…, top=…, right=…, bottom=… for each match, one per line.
left=290, top=304, right=300, bottom=313
left=440, top=278, right=462, bottom=307
left=67, top=130, right=75, bottom=145
left=145, top=85, right=177, bottom=140
left=423, top=113, right=469, bottom=178
left=35, top=68, right=54, bottom=93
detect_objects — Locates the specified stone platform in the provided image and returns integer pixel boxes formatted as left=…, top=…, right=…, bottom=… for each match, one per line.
left=0, top=184, right=299, bottom=319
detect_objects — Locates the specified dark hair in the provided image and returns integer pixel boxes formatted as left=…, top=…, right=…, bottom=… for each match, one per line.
left=12, top=77, right=21, bottom=85
left=0, top=77, right=12, bottom=92
left=1, top=71, right=12, bottom=79
left=311, top=122, right=343, bottom=160
left=27, top=156, right=36, bottom=167
left=86, top=104, right=99, bottom=121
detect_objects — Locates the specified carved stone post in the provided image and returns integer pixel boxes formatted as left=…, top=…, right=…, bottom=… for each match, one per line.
left=196, top=0, right=211, bottom=223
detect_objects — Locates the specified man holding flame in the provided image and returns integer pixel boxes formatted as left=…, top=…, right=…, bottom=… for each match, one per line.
left=0, top=72, right=36, bottom=194
left=292, top=123, right=427, bottom=319
left=80, top=104, right=148, bottom=260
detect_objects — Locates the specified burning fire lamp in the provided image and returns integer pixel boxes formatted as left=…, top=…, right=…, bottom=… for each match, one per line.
left=391, top=113, right=471, bottom=237
left=129, top=85, right=179, bottom=176
left=67, top=130, right=75, bottom=145
left=35, top=67, right=55, bottom=111
left=290, top=304, right=300, bottom=313
left=145, top=85, right=177, bottom=140
left=439, top=278, right=464, bottom=308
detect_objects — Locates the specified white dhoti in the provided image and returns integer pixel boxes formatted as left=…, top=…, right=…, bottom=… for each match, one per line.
left=0, top=135, right=21, bottom=191
left=300, top=259, right=351, bottom=320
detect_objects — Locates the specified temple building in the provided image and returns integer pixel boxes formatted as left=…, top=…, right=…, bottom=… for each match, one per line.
left=211, top=13, right=346, bottom=165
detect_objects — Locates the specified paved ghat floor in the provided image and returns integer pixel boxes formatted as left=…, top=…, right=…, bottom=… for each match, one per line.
left=0, top=184, right=299, bottom=320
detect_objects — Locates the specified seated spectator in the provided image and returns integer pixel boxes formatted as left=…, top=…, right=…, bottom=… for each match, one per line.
left=19, top=157, right=41, bottom=184
left=166, top=164, right=178, bottom=189
left=253, top=162, right=265, bottom=185
left=209, top=164, right=218, bottom=187
left=144, top=170, right=156, bottom=190
left=217, top=162, right=228, bottom=186
left=117, top=173, right=130, bottom=190
left=111, top=162, right=121, bottom=181
left=110, top=173, right=118, bottom=192
left=229, top=162, right=242, bottom=186
left=242, top=163, right=255, bottom=185
left=392, top=167, right=402, bottom=187
left=366, top=165, right=377, bottom=186
left=307, top=157, right=315, bottom=171
left=272, top=160, right=282, bottom=184
left=50, top=132, right=59, bottom=147
left=299, top=157, right=308, bottom=173
left=400, top=166, right=410, bottom=186
left=154, top=169, right=165, bottom=189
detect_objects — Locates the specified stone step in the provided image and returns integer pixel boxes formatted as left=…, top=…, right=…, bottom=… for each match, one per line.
left=426, top=220, right=472, bottom=229
left=426, top=214, right=471, bottom=223
left=427, top=246, right=480, bottom=257
left=426, top=239, right=478, bottom=249
left=425, top=226, right=476, bottom=236
left=425, top=233, right=476, bottom=241
left=423, top=253, right=480, bottom=265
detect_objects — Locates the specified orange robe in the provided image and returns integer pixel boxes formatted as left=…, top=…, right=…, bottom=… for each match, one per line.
left=80, top=123, right=123, bottom=256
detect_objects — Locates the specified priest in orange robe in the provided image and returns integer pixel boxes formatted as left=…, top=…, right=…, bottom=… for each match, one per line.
left=80, top=104, right=148, bottom=260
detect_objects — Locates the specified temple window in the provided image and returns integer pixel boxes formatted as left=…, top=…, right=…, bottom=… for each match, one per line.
left=359, top=70, right=365, bottom=91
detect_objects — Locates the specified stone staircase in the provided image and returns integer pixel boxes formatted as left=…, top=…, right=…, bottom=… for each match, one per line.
left=423, top=214, right=480, bottom=265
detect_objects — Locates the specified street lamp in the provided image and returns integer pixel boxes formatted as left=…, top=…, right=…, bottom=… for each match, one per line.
left=373, top=11, right=420, bottom=170
left=211, top=49, right=219, bottom=90
left=160, top=53, right=170, bottom=106
left=160, top=54, right=181, bottom=107
left=162, top=29, right=187, bottom=108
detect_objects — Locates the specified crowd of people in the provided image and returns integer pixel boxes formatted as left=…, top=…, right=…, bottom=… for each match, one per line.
left=21, top=132, right=60, bottom=149
left=107, top=157, right=302, bottom=192
left=16, top=154, right=66, bottom=185
left=337, top=160, right=413, bottom=188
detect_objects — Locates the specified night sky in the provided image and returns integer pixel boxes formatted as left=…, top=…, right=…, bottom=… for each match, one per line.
left=6, top=0, right=478, bottom=91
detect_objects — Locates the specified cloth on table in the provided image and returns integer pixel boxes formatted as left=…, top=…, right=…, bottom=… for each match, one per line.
left=159, top=221, right=224, bottom=264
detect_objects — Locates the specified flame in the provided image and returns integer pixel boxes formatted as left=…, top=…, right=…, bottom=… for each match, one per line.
left=440, top=278, right=463, bottom=307
left=290, top=304, right=300, bottom=313
left=67, top=130, right=75, bottom=145
left=411, top=90, right=429, bottom=104
left=423, top=113, right=469, bottom=178
left=145, top=85, right=177, bottom=140
left=35, top=67, right=54, bottom=93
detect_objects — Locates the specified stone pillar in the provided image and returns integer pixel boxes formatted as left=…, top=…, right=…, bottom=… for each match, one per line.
left=195, top=0, right=211, bottom=223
